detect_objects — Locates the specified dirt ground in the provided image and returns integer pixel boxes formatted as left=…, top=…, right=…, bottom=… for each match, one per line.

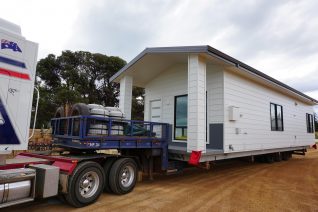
left=6, top=149, right=318, bottom=212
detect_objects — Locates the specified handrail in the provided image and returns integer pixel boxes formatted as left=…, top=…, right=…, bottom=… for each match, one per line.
left=51, top=115, right=169, bottom=141
left=29, top=87, right=40, bottom=139
left=50, top=115, right=167, bottom=125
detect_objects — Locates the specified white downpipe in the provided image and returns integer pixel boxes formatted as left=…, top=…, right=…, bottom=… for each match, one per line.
left=29, top=87, right=40, bottom=139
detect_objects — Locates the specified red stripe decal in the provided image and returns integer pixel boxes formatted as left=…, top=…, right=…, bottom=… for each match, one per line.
left=0, top=67, right=30, bottom=80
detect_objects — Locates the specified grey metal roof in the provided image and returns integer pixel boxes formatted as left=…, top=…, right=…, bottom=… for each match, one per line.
left=110, top=45, right=318, bottom=104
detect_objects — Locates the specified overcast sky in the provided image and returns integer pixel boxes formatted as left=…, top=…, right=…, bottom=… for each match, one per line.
left=1, top=0, right=318, bottom=101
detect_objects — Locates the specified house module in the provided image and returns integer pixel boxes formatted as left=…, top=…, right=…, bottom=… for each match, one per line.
left=110, top=45, right=316, bottom=159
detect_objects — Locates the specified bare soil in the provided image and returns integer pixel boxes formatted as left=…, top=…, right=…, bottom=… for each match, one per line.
left=6, top=149, right=318, bottom=212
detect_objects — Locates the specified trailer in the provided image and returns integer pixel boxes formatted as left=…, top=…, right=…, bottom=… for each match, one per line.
left=0, top=112, right=308, bottom=208
left=0, top=18, right=316, bottom=209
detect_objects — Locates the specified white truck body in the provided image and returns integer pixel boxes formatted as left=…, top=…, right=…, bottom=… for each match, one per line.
left=0, top=18, right=38, bottom=152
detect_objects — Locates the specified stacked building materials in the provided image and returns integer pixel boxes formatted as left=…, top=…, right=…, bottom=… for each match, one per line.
left=28, top=129, right=52, bottom=151
left=5, top=129, right=53, bottom=159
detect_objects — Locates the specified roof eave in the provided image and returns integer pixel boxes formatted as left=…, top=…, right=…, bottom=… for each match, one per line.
left=109, top=45, right=209, bottom=82
left=110, top=45, right=318, bottom=104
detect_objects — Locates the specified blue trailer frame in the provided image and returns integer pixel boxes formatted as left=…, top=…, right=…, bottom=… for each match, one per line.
left=51, top=115, right=170, bottom=170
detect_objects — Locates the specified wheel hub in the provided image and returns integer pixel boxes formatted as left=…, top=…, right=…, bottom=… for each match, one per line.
left=82, top=179, right=90, bottom=188
left=79, top=171, right=99, bottom=198
left=120, top=166, right=134, bottom=188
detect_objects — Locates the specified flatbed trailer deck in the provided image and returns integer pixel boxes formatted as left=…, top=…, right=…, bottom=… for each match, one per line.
left=52, top=115, right=308, bottom=165
left=51, top=115, right=170, bottom=170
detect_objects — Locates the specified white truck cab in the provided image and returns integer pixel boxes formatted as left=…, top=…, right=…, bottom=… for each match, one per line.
left=0, top=18, right=38, bottom=153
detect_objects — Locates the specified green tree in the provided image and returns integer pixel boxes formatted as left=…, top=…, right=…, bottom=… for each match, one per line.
left=131, top=87, right=145, bottom=120
left=32, top=50, right=144, bottom=128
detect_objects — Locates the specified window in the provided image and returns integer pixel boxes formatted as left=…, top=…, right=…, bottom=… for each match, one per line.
left=306, top=113, right=314, bottom=133
left=174, top=95, right=187, bottom=140
left=270, top=103, right=284, bottom=131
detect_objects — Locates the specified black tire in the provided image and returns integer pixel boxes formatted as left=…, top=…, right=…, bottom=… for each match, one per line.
left=255, top=155, right=265, bottom=163
left=64, top=161, right=105, bottom=208
left=282, top=152, right=289, bottom=161
left=70, top=103, right=90, bottom=116
left=70, top=103, right=90, bottom=135
left=54, top=106, right=66, bottom=134
left=103, top=157, right=118, bottom=193
left=57, top=194, right=67, bottom=203
left=274, top=152, right=282, bottom=162
left=109, top=158, right=137, bottom=195
left=55, top=106, right=65, bottom=118
left=265, top=154, right=274, bottom=163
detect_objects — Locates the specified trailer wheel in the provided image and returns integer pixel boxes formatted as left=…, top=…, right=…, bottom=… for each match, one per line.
left=65, top=161, right=105, bottom=208
left=254, top=155, right=264, bottom=163
left=274, top=152, right=282, bottom=162
left=265, top=154, right=274, bottom=163
left=109, top=158, right=137, bottom=195
left=103, top=157, right=117, bottom=193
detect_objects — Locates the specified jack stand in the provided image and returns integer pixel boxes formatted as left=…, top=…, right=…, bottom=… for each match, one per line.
left=197, top=161, right=212, bottom=170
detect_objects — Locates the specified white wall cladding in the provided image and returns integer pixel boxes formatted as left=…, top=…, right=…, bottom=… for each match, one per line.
left=143, top=59, right=314, bottom=154
left=144, top=64, right=188, bottom=126
left=144, top=62, right=225, bottom=148
left=223, top=70, right=315, bottom=153
left=119, top=75, right=133, bottom=120
left=187, top=55, right=206, bottom=153
left=206, top=64, right=224, bottom=124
